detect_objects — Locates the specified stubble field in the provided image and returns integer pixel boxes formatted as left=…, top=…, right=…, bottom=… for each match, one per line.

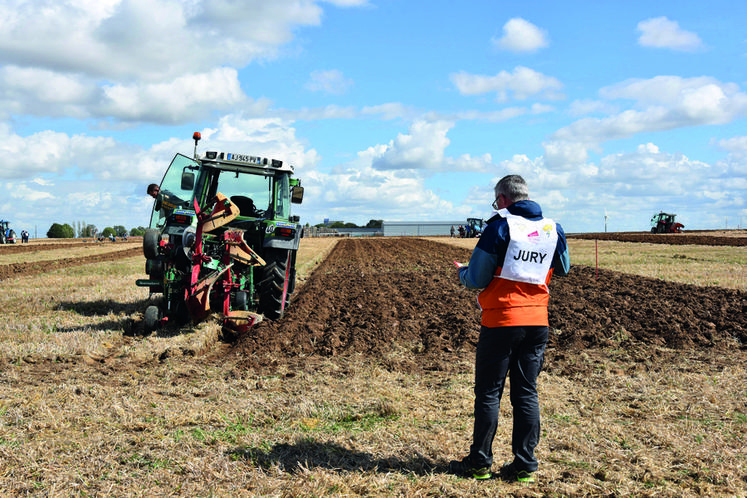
left=0, top=232, right=745, bottom=497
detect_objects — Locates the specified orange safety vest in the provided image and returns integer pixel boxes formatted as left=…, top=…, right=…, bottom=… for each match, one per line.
left=477, top=210, right=557, bottom=327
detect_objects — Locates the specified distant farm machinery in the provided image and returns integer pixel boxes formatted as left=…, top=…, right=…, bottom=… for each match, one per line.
left=650, top=212, right=684, bottom=233
left=0, top=220, right=17, bottom=244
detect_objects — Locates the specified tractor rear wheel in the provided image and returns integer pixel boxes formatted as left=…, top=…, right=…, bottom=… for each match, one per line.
left=143, top=229, right=160, bottom=259
left=258, top=248, right=295, bottom=320
left=8, top=230, right=16, bottom=243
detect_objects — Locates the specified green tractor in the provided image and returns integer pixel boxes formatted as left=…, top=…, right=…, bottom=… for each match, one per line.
left=136, top=133, right=304, bottom=334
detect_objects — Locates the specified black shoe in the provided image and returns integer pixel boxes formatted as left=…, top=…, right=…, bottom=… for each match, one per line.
left=447, top=456, right=491, bottom=480
left=500, top=462, right=535, bottom=483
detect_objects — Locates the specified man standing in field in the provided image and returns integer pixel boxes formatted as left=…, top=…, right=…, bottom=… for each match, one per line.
left=449, top=174, right=570, bottom=482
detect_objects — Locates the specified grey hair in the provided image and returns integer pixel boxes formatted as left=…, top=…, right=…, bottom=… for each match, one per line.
left=494, top=175, right=529, bottom=203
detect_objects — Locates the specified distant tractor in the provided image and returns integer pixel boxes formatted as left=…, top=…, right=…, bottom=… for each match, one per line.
left=650, top=212, right=684, bottom=233
left=465, top=217, right=486, bottom=238
left=0, top=220, right=16, bottom=244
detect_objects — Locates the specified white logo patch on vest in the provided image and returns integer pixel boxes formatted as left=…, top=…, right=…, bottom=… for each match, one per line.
left=497, top=209, right=558, bottom=285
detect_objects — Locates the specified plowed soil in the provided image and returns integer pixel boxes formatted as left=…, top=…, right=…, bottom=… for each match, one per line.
left=232, top=238, right=746, bottom=373
left=0, top=247, right=141, bottom=280
left=569, top=231, right=747, bottom=246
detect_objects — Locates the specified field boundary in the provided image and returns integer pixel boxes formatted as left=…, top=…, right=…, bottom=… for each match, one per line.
left=0, top=247, right=142, bottom=280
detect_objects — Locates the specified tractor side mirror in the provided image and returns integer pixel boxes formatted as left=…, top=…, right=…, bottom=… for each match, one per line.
left=181, top=170, right=195, bottom=191
left=291, top=186, right=304, bottom=204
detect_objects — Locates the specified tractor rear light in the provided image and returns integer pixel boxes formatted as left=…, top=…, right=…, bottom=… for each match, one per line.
left=271, top=159, right=283, bottom=168
left=172, top=213, right=193, bottom=225
left=275, top=227, right=295, bottom=238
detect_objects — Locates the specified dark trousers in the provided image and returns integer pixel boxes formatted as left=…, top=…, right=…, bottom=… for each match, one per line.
left=469, top=325, right=548, bottom=471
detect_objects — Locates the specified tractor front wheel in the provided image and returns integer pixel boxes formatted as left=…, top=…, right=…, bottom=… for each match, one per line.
left=258, top=249, right=295, bottom=320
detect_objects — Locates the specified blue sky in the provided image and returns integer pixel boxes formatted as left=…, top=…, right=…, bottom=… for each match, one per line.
left=1, top=0, right=746, bottom=235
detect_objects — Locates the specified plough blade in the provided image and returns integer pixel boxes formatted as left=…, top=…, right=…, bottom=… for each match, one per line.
left=223, top=229, right=266, bottom=267
left=224, top=311, right=263, bottom=333
left=201, top=193, right=239, bottom=233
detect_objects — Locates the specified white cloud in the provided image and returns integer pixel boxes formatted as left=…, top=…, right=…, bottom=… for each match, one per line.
left=569, top=99, right=619, bottom=117
left=491, top=142, right=745, bottom=232
left=0, top=0, right=367, bottom=124
left=286, top=105, right=358, bottom=121
left=492, top=18, right=549, bottom=53
left=0, top=0, right=352, bottom=81
left=370, top=120, right=453, bottom=170
left=306, top=164, right=462, bottom=222
left=100, top=68, right=248, bottom=124
left=6, top=183, right=54, bottom=202
left=323, top=0, right=369, bottom=6
left=715, top=136, right=747, bottom=155
left=361, top=103, right=415, bottom=120
left=451, top=66, right=564, bottom=102
left=200, top=115, right=322, bottom=176
left=542, top=140, right=591, bottom=170
left=306, top=69, right=354, bottom=95
left=0, top=65, right=267, bottom=124
left=637, top=17, right=703, bottom=52
left=554, top=76, right=747, bottom=145
left=363, top=120, right=491, bottom=173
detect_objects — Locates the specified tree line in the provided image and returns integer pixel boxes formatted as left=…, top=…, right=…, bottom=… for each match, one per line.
left=46, top=221, right=147, bottom=239
left=46, top=219, right=385, bottom=238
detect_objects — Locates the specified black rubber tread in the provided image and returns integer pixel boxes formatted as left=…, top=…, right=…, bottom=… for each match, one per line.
left=258, top=248, right=295, bottom=320
left=148, top=259, right=164, bottom=279
left=143, top=229, right=160, bottom=259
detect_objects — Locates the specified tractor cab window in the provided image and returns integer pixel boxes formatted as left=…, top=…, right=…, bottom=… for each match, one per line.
left=274, top=173, right=290, bottom=220
left=149, top=154, right=199, bottom=229
left=215, top=170, right=272, bottom=218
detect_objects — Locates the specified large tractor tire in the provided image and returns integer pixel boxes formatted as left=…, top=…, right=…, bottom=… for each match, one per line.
left=7, top=230, right=16, bottom=243
left=0, top=232, right=5, bottom=244
left=143, top=229, right=161, bottom=259
left=258, top=248, right=295, bottom=320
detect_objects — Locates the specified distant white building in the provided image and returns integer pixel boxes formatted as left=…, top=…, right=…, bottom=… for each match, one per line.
left=381, top=221, right=465, bottom=237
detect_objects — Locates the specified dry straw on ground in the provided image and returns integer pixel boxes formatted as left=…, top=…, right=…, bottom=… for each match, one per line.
left=0, top=235, right=745, bottom=496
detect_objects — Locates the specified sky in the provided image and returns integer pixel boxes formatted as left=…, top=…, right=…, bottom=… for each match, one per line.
left=1, top=0, right=746, bottom=236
